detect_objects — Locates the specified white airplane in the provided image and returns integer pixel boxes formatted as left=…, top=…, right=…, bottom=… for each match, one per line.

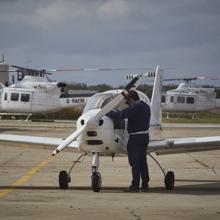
left=0, top=66, right=96, bottom=119
left=0, top=65, right=220, bottom=192
left=162, top=77, right=220, bottom=113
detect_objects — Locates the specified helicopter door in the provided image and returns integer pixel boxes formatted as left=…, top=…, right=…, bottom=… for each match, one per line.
left=20, top=92, right=32, bottom=113
left=1, top=92, right=8, bottom=111
left=6, top=92, right=32, bottom=113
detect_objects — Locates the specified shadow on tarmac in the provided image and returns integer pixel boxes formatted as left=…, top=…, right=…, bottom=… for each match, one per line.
left=1, top=179, right=220, bottom=195
left=0, top=128, right=25, bottom=132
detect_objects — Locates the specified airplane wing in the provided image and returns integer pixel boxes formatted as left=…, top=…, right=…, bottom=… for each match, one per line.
left=149, top=136, right=220, bottom=155
left=0, top=134, right=79, bottom=152
left=1, top=134, right=220, bottom=155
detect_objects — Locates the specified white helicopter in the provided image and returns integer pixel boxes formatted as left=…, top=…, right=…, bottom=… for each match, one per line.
left=0, top=65, right=152, bottom=120
left=0, top=65, right=220, bottom=192
left=162, top=77, right=220, bottom=113
left=0, top=65, right=96, bottom=119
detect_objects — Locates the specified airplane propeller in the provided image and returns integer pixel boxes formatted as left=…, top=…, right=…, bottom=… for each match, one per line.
left=52, top=76, right=141, bottom=156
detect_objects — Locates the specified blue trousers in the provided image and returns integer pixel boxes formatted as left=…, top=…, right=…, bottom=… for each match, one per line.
left=127, top=134, right=149, bottom=188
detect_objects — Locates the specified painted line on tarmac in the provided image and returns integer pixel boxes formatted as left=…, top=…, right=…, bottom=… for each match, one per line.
left=0, top=156, right=54, bottom=198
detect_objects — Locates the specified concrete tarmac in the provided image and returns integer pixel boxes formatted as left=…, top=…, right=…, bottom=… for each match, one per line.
left=0, top=120, right=220, bottom=220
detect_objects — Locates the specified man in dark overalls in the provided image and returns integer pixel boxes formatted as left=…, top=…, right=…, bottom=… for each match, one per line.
left=107, top=90, right=151, bottom=192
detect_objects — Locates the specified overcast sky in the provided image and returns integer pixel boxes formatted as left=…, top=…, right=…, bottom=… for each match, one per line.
left=0, top=0, right=220, bottom=86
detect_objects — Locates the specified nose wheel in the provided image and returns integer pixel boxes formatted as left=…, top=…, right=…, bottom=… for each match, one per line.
left=91, top=172, right=102, bottom=192
left=91, top=153, right=102, bottom=192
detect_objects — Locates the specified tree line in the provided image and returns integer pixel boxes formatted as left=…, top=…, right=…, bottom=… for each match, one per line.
left=67, top=82, right=220, bottom=98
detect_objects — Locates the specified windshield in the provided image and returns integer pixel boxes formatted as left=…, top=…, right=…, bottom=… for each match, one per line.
left=83, top=92, right=117, bottom=113
left=83, top=90, right=151, bottom=113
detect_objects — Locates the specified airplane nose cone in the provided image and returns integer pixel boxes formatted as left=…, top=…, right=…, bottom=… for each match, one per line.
left=79, top=118, right=104, bottom=129
left=77, top=109, right=106, bottom=129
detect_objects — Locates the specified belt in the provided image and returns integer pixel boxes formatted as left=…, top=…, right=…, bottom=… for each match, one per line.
left=129, top=130, right=149, bottom=135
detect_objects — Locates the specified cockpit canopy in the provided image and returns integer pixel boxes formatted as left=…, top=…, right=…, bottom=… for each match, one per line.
left=83, top=89, right=150, bottom=113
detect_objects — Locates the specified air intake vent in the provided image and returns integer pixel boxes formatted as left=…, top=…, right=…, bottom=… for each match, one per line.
left=87, top=131, right=97, bottom=136
left=87, top=140, right=103, bottom=145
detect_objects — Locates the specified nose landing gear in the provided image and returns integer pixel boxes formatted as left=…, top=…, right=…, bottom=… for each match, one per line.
left=91, top=172, right=102, bottom=192
left=91, top=152, right=102, bottom=192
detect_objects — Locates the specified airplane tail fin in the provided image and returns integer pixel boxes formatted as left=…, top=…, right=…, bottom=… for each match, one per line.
left=150, top=65, right=163, bottom=127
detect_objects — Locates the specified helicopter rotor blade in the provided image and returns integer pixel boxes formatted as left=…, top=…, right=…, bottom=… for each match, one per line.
left=163, top=76, right=219, bottom=82
left=45, top=67, right=152, bottom=72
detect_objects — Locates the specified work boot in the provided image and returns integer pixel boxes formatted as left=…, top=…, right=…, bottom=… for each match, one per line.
left=141, top=184, right=149, bottom=192
left=124, top=185, right=139, bottom=192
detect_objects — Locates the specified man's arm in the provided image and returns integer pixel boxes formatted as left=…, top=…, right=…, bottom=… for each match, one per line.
left=107, top=104, right=136, bottom=119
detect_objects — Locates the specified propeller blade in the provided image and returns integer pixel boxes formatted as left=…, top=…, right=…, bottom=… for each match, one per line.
left=89, top=76, right=140, bottom=122
left=52, top=124, right=86, bottom=156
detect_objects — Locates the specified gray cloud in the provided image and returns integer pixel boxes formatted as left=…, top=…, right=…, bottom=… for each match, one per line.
left=0, top=0, right=220, bottom=85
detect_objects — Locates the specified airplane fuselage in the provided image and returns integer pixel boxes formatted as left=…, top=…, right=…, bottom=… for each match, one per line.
left=74, top=89, right=162, bottom=156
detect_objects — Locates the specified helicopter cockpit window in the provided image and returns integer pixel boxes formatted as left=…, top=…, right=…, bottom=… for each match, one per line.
left=177, top=96, right=185, bottom=103
left=83, top=93, right=118, bottom=113
left=10, top=93, right=19, bottom=101
left=186, top=97, right=194, bottom=104
left=21, top=94, right=30, bottom=102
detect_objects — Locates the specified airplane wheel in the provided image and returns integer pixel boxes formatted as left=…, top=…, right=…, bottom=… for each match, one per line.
left=164, top=171, right=175, bottom=190
left=91, top=172, right=102, bottom=192
left=59, top=170, right=69, bottom=189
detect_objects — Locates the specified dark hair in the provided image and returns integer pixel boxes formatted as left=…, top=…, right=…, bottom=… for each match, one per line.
left=127, top=90, right=140, bottom=101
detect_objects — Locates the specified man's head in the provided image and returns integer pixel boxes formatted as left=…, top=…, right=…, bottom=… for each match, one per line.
left=125, top=90, right=140, bottom=105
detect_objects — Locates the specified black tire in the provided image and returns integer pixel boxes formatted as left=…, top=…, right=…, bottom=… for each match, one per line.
left=91, top=172, right=102, bottom=192
left=164, top=171, right=175, bottom=190
left=59, top=170, right=69, bottom=189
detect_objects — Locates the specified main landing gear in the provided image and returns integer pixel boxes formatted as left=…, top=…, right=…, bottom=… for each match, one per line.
left=58, top=152, right=174, bottom=191
left=59, top=153, right=85, bottom=189
left=148, top=153, right=175, bottom=190
left=58, top=152, right=102, bottom=192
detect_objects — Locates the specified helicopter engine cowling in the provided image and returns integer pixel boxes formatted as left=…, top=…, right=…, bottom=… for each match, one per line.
left=57, top=82, right=67, bottom=88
